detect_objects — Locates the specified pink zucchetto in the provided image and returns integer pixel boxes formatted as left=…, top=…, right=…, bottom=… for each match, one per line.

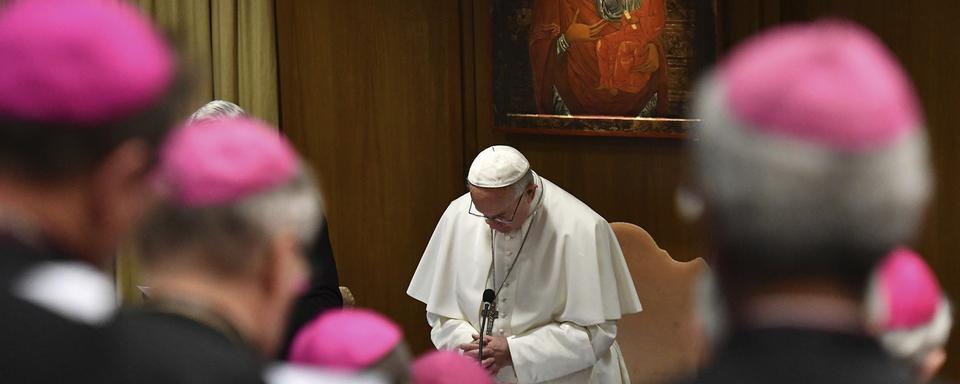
left=0, top=0, right=174, bottom=125
left=720, top=21, right=922, bottom=151
left=289, top=309, right=404, bottom=371
left=870, top=248, right=943, bottom=330
left=411, top=350, right=494, bottom=384
left=867, top=248, right=953, bottom=365
left=156, top=118, right=298, bottom=207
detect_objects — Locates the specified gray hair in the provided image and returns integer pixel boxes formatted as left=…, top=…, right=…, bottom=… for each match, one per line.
left=189, top=100, right=248, bottom=123
left=881, top=300, right=953, bottom=365
left=868, top=291, right=954, bottom=365
left=691, top=73, right=931, bottom=279
left=138, top=166, right=323, bottom=276
left=864, top=271, right=954, bottom=365
left=509, top=169, right=535, bottom=196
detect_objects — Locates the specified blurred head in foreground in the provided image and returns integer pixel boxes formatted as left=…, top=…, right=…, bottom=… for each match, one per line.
left=0, top=0, right=184, bottom=265
left=411, top=350, right=494, bottom=384
left=289, top=308, right=412, bottom=383
left=689, top=20, right=931, bottom=316
left=140, top=117, right=323, bottom=356
left=866, top=248, right=952, bottom=383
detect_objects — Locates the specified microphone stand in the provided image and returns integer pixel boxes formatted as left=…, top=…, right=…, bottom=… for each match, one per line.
left=479, top=301, right=490, bottom=362
left=478, top=289, right=496, bottom=363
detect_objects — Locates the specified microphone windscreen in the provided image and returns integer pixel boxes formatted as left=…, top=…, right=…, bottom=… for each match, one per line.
left=482, top=289, right=496, bottom=303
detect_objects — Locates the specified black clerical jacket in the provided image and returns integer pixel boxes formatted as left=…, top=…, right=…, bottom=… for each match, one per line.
left=0, top=235, right=116, bottom=383
left=112, top=309, right=265, bottom=384
left=678, top=327, right=915, bottom=384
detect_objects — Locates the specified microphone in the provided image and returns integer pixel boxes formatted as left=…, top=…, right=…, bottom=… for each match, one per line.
left=482, top=289, right=496, bottom=306
left=478, top=289, right=495, bottom=362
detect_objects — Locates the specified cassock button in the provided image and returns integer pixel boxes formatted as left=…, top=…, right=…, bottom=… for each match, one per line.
left=506, top=235, right=513, bottom=240
left=506, top=251, right=514, bottom=256
left=498, top=329, right=504, bottom=335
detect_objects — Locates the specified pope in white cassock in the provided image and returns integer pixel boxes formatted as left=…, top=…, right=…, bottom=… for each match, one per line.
left=407, top=146, right=642, bottom=383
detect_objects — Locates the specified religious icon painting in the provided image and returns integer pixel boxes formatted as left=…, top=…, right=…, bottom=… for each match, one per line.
left=489, top=0, right=718, bottom=138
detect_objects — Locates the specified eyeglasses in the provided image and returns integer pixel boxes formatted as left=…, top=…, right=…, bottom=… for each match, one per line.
left=468, top=192, right=525, bottom=224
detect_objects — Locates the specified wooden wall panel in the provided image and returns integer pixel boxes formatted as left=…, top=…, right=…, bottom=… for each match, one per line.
left=275, top=0, right=464, bottom=354
left=716, top=0, right=781, bottom=51
left=485, top=134, right=707, bottom=264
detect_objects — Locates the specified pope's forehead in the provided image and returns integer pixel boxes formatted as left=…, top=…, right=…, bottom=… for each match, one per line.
left=468, top=184, right=515, bottom=201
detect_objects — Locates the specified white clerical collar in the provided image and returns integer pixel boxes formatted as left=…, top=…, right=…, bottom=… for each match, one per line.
left=529, top=171, right=544, bottom=214
left=13, top=261, right=116, bottom=326
left=264, top=363, right=386, bottom=384
left=508, top=172, right=544, bottom=236
left=741, top=294, right=864, bottom=334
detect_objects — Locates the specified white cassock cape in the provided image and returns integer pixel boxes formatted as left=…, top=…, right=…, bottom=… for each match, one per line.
left=407, top=173, right=642, bottom=383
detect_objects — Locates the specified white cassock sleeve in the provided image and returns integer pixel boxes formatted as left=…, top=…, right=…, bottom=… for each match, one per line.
left=427, top=312, right=479, bottom=350
left=506, top=321, right=617, bottom=383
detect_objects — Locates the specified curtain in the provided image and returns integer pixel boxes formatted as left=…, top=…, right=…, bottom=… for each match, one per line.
left=116, top=0, right=280, bottom=304
left=131, top=0, right=279, bottom=125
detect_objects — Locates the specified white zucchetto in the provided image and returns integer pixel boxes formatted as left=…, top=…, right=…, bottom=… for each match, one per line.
left=466, top=145, right=530, bottom=188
